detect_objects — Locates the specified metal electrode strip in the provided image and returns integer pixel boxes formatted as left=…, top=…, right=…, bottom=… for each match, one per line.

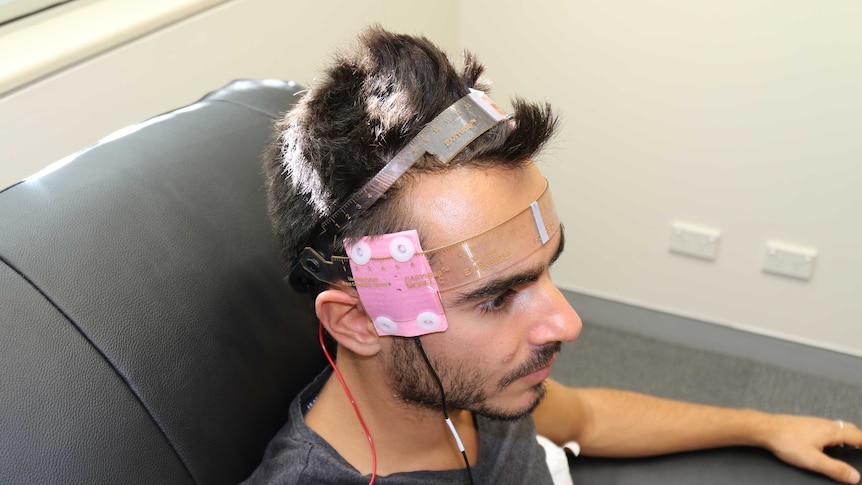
left=297, top=90, right=506, bottom=286
left=313, top=90, right=505, bottom=250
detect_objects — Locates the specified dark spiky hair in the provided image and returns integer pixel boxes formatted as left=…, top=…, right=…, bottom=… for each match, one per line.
left=264, top=26, right=558, bottom=293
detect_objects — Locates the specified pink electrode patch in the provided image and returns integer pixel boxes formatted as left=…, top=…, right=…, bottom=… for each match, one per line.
left=345, top=230, right=448, bottom=338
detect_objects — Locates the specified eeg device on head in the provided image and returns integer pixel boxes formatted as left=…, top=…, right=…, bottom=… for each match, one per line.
left=344, top=229, right=446, bottom=337
left=289, top=88, right=560, bottom=338
left=343, top=181, right=559, bottom=337
left=288, top=88, right=506, bottom=293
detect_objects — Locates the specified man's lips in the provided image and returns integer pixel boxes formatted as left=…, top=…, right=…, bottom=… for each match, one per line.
left=501, top=344, right=561, bottom=388
left=523, top=365, right=552, bottom=381
left=520, top=354, right=557, bottom=381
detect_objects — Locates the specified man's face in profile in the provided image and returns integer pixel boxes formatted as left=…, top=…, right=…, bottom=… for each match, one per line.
left=378, top=162, right=583, bottom=418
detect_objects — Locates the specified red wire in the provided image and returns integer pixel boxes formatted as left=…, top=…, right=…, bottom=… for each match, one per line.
left=319, top=321, right=378, bottom=485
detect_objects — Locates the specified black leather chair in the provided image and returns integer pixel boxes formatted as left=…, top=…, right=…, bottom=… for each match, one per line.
left=2, top=79, right=858, bottom=484
left=0, top=80, right=325, bottom=484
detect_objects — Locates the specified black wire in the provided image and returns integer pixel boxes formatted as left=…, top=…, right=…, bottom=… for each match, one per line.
left=414, top=337, right=475, bottom=485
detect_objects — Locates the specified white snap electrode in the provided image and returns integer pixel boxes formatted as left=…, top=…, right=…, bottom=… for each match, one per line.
left=374, top=316, right=398, bottom=334
left=389, top=236, right=416, bottom=262
left=350, top=240, right=372, bottom=265
left=415, top=312, right=442, bottom=331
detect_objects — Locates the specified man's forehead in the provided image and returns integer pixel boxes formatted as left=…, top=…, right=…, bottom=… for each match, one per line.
left=405, top=163, right=547, bottom=248
left=408, top=173, right=559, bottom=292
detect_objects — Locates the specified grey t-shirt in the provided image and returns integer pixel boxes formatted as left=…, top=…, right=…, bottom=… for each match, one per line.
left=242, top=368, right=554, bottom=484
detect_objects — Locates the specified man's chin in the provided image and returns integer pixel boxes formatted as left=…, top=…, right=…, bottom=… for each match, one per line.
left=473, top=382, right=547, bottom=422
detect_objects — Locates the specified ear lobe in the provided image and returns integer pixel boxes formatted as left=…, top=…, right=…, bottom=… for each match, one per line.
left=316, top=289, right=381, bottom=357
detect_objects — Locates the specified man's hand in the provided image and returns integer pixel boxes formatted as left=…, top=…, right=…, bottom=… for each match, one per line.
left=759, top=416, right=862, bottom=484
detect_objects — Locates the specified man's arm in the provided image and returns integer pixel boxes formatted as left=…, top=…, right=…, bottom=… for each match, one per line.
left=533, top=378, right=862, bottom=484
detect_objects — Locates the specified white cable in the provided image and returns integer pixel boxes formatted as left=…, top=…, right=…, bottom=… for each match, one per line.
left=445, top=417, right=466, bottom=452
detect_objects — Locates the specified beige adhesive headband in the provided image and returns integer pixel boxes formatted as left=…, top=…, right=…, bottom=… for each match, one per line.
left=309, top=180, right=559, bottom=294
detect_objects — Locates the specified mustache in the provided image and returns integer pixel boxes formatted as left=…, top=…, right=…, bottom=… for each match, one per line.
left=499, top=341, right=561, bottom=389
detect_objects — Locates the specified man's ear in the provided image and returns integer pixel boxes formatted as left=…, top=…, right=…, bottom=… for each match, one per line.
left=315, top=289, right=381, bottom=357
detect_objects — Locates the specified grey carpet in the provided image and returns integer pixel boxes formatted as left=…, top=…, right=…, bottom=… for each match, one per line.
left=551, top=322, right=862, bottom=424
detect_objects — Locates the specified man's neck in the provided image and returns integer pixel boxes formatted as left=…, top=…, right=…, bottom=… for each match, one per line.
left=305, top=358, right=479, bottom=476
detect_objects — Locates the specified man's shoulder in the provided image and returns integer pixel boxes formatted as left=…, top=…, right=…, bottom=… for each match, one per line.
left=241, top=368, right=345, bottom=484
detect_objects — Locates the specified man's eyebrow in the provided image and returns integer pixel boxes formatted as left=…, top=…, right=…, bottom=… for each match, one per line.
left=450, top=225, right=566, bottom=307
left=551, top=224, right=566, bottom=266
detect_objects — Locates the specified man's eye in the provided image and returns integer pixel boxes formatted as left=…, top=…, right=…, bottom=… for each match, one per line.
left=478, top=289, right=517, bottom=315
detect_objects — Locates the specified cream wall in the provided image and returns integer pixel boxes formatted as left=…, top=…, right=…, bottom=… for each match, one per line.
left=0, top=0, right=459, bottom=186
left=461, top=1, right=862, bottom=355
left=3, top=1, right=861, bottom=356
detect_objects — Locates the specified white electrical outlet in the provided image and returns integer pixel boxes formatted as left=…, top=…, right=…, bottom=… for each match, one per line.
left=669, top=222, right=721, bottom=261
left=762, top=241, right=817, bottom=281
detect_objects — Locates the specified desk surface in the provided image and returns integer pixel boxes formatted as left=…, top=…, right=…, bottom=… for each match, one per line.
left=570, top=446, right=862, bottom=484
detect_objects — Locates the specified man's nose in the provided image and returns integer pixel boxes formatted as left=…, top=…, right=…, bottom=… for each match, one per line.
left=528, top=279, right=582, bottom=345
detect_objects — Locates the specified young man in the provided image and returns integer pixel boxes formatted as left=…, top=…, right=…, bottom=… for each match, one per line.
left=244, top=27, right=861, bottom=484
